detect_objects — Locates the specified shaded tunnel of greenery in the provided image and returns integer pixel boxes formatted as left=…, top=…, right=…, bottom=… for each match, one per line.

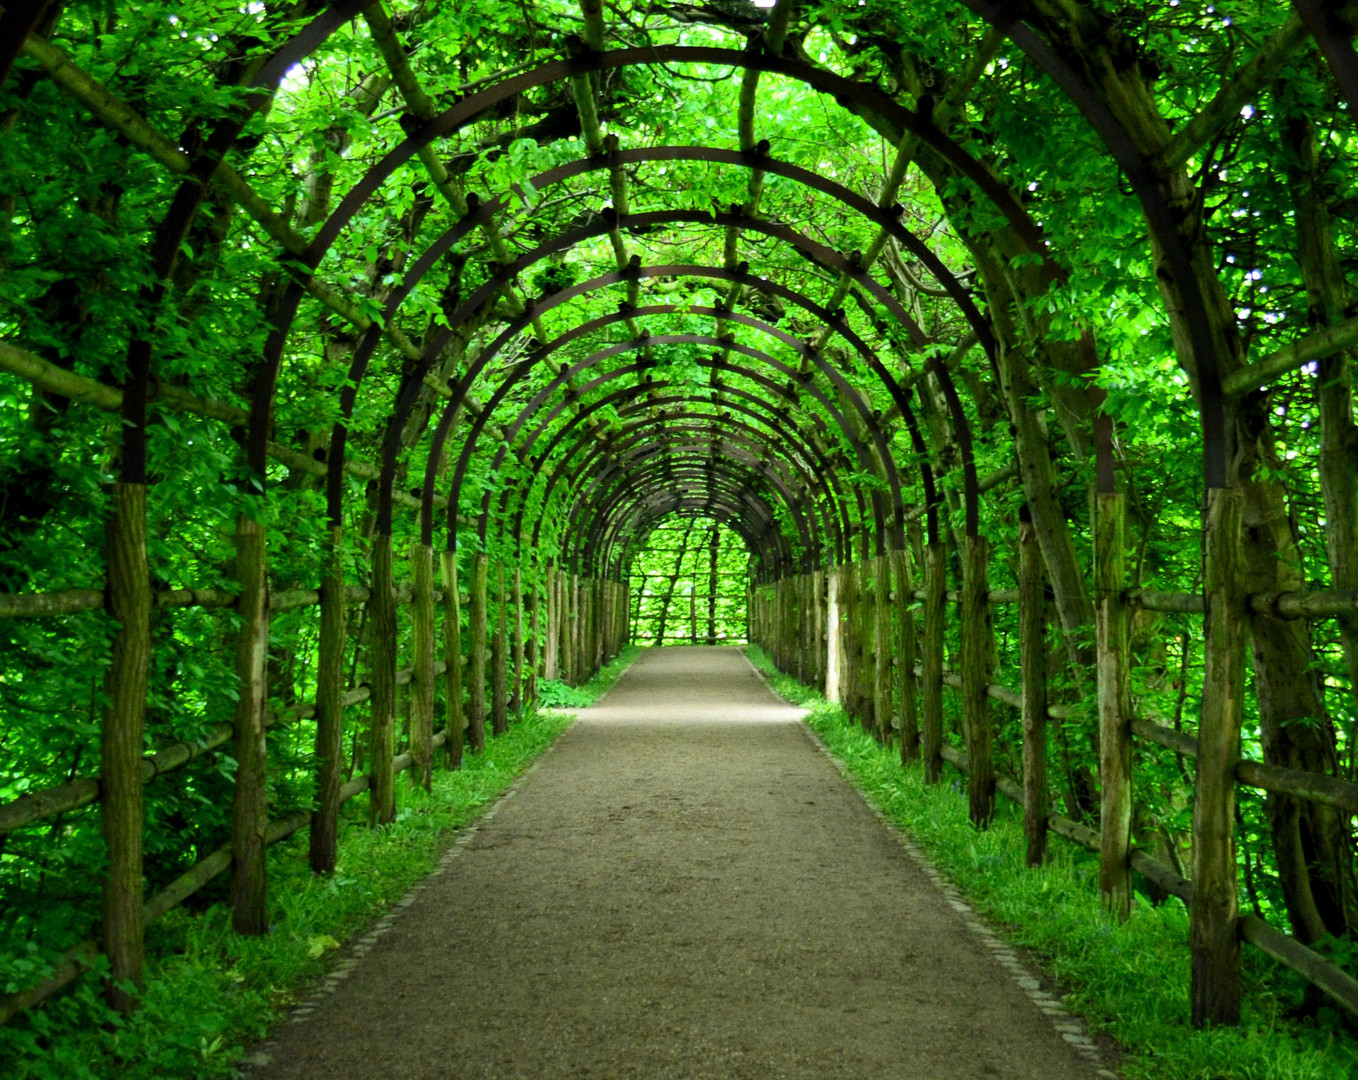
left=2, top=0, right=1358, bottom=1070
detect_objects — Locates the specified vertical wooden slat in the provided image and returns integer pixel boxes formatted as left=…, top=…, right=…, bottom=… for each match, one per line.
left=812, top=567, right=825, bottom=691
left=874, top=554, right=893, bottom=745
left=409, top=540, right=436, bottom=793
left=961, top=535, right=995, bottom=827
left=511, top=567, right=525, bottom=715
left=231, top=511, right=270, bottom=930
left=100, top=481, right=150, bottom=1009
left=543, top=563, right=558, bottom=682
left=825, top=566, right=841, bottom=703
left=1191, top=486, right=1247, bottom=1027
left=526, top=570, right=541, bottom=709
left=892, top=547, right=919, bottom=764
left=1096, top=492, right=1132, bottom=917
left=368, top=532, right=397, bottom=826
left=1018, top=513, right=1049, bottom=867
left=311, top=525, right=345, bottom=873
left=492, top=562, right=509, bottom=736
left=468, top=551, right=489, bottom=752
left=440, top=549, right=465, bottom=769
left=922, top=541, right=946, bottom=784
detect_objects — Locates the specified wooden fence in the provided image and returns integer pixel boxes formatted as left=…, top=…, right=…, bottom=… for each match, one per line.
left=749, top=517, right=1358, bottom=1020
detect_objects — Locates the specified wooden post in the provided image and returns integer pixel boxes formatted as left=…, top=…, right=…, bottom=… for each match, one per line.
left=367, top=532, right=397, bottom=826
left=311, top=525, right=345, bottom=873
left=100, top=481, right=150, bottom=1010
left=409, top=540, right=436, bottom=792
left=1096, top=492, right=1132, bottom=918
left=874, top=554, right=893, bottom=745
left=1018, top=513, right=1049, bottom=867
left=825, top=567, right=842, bottom=702
left=439, top=549, right=465, bottom=769
left=892, top=547, right=919, bottom=764
left=922, top=542, right=946, bottom=784
left=544, top=563, right=558, bottom=682
left=510, top=568, right=524, bottom=716
left=493, top=561, right=509, bottom=735
left=231, top=510, right=270, bottom=930
left=812, top=568, right=825, bottom=691
left=526, top=569, right=541, bottom=709
left=468, top=551, right=488, bottom=753
left=1191, top=486, right=1247, bottom=1027
left=961, top=535, right=995, bottom=827
left=841, top=562, right=861, bottom=723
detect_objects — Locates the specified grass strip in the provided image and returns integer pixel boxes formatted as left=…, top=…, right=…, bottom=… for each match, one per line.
left=0, top=647, right=641, bottom=1080
left=745, top=645, right=1358, bottom=1080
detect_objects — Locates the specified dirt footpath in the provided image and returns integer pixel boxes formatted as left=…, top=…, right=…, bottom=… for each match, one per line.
left=245, top=646, right=1114, bottom=1080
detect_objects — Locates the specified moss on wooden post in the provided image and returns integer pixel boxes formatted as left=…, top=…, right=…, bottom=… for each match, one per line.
left=409, top=540, right=436, bottom=792
left=892, top=548, right=919, bottom=764
left=1096, top=492, right=1132, bottom=918
left=961, top=535, right=996, bottom=827
left=100, top=481, right=150, bottom=1010
left=922, top=542, right=946, bottom=784
left=439, top=549, right=465, bottom=769
left=231, top=510, right=270, bottom=931
left=310, top=525, right=345, bottom=873
left=492, top=562, right=509, bottom=736
left=1191, top=485, right=1248, bottom=1027
left=367, top=532, right=397, bottom=826
left=1018, top=513, right=1049, bottom=868
left=468, top=551, right=489, bottom=752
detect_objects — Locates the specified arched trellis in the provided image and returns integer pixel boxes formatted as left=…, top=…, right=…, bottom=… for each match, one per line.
left=463, top=336, right=903, bottom=562
left=5, top=0, right=1356, bottom=1040
left=496, top=370, right=853, bottom=572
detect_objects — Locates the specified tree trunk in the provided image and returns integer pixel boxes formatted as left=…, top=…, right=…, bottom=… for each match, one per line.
left=311, top=525, right=345, bottom=872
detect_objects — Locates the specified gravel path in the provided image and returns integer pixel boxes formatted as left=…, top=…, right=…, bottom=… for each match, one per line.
left=245, top=646, right=1116, bottom=1079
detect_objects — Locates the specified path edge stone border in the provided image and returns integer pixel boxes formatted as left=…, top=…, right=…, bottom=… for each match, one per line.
left=739, top=649, right=1122, bottom=1080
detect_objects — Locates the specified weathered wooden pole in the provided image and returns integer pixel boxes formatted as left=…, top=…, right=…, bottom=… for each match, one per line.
left=367, top=533, right=397, bottom=826
left=961, top=534, right=995, bottom=827
left=1191, top=486, right=1247, bottom=1027
left=511, top=566, right=525, bottom=716
left=544, top=563, right=558, bottom=682
left=492, top=561, right=509, bottom=736
left=892, top=547, right=919, bottom=764
left=812, top=567, right=825, bottom=691
left=526, top=569, right=541, bottom=709
left=100, top=481, right=151, bottom=1009
left=1096, top=491, right=1132, bottom=918
left=409, top=540, right=436, bottom=792
left=825, top=567, right=841, bottom=702
left=921, top=542, right=946, bottom=783
left=311, top=525, right=346, bottom=872
left=874, top=554, right=893, bottom=745
left=439, top=548, right=465, bottom=769
left=1017, top=511, right=1049, bottom=867
left=231, top=510, right=271, bottom=929
left=468, top=551, right=489, bottom=752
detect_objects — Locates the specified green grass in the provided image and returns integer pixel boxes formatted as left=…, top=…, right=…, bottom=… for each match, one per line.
left=0, top=650, right=645, bottom=1080
left=745, top=645, right=1358, bottom=1080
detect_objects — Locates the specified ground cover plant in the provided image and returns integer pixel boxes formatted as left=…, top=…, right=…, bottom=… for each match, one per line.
left=0, top=645, right=636, bottom=1080
left=746, top=645, right=1358, bottom=1080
